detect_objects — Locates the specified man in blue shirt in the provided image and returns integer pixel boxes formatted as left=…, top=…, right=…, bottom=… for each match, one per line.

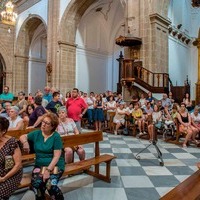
left=43, top=86, right=52, bottom=103
left=0, top=86, right=14, bottom=102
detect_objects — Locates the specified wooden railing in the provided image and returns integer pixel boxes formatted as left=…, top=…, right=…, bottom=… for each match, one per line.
left=117, top=59, right=190, bottom=97
left=122, top=60, right=170, bottom=93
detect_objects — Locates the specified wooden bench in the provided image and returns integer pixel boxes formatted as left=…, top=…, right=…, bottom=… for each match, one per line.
left=165, top=118, right=186, bottom=145
left=7, top=128, right=36, bottom=139
left=160, top=169, right=200, bottom=200
left=7, top=128, right=37, bottom=165
left=18, top=131, right=116, bottom=189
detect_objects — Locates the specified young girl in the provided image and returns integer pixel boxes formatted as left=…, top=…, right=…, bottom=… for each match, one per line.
left=94, top=94, right=104, bottom=131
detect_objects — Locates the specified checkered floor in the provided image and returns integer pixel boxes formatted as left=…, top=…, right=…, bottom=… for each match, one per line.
left=11, top=131, right=200, bottom=200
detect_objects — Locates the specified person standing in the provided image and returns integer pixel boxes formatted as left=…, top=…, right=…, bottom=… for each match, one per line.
left=86, top=92, right=95, bottom=128
left=0, top=86, right=14, bottom=103
left=43, top=86, right=52, bottom=103
left=66, top=88, right=88, bottom=132
left=15, top=91, right=28, bottom=116
left=45, top=92, right=63, bottom=114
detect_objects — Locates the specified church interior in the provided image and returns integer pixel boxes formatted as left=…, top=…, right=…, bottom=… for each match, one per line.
left=0, top=0, right=200, bottom=200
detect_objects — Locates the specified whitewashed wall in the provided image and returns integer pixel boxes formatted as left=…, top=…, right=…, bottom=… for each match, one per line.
left=75, top=0, right=124, bottom=93
left=168, top=0, right=199, bottom=99
left=76, top=48, right=108, bottom=93
left=28, top=24, right=47, bottom=94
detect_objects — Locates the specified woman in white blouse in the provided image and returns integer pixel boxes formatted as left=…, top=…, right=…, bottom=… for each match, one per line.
left=191, top=106, right=200, bottom=132
left=57, top=106, right=85, bottom=164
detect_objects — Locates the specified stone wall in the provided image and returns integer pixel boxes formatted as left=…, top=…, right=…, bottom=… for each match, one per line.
left=0, top=22, right=15, bottom=92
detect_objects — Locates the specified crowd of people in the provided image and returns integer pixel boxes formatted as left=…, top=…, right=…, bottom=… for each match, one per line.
left=0, top=84, right=200, bottom=199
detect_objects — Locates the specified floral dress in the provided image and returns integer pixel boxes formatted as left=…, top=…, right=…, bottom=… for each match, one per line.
left=0, top=137, right=23, bottom=199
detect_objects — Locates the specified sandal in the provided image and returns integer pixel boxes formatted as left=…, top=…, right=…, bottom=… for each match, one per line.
left=194, top=140, right=200, bottom=145
left=182, top=144, right=187, bottom=148
left=191, top=140, right=200, bottom=145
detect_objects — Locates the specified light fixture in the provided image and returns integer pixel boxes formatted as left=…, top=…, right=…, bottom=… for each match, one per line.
left=1, top=1, right=18, bottom=25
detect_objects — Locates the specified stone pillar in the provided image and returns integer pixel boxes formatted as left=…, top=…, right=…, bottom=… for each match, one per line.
left=58, top=41, right=76, bottom=93
left=194, top=38, right=200, bottom=104
left=149, top=13, right=171, bottom=73
left=127, top=0, right=140, bottom=37
left=0, top=23, right=15, bottom=92
left=47, top=0, right=60, bottom=88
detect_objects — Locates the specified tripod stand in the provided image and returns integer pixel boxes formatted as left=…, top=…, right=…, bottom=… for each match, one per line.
left=135, top=124, right=164, bottom=166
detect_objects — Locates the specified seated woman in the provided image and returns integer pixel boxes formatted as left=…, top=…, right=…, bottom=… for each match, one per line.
left=57, top=106, right=85, bottom=164
left=146, top=92, right=154, bottom=106
left=27, top=96, right=46, bottom=129
left=113, top=102, right=127, bottom=135
left=8, top=106, right=24, bottom=131
left=22, top=104, right=35, bottom=128
left=191, top=106, right=200, bottom=133
left=139, top=93, right=147, bottom=109
left=177, top=102, right=199, bottom=148
left=132, top=102, right=145, bottom=135
left=0, top=117, right=22, bottom=200
left=183, top=93, right=193, bottom=112
left=162, top=105, right=174, bottom=127
left=148, top=104, right=162, bottom=141
left=20, top=113, right=65, bottom=200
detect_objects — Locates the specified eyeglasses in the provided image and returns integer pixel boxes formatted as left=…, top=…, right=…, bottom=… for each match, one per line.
left=42, top=120, right=51, bottom=126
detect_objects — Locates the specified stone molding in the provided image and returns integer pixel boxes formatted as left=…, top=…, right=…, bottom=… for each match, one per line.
left=58, top=41, right=77, bottom=48
left=149, top=13, right=171, bottom=28
left=14, top=0, right=41, bottom=14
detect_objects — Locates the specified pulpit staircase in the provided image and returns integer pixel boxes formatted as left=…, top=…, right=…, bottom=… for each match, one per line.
left=117, top=58, right=190, bottom=103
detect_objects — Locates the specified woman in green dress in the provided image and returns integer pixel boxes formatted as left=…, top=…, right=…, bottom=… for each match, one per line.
left=20, top=112, right=65, bottom=200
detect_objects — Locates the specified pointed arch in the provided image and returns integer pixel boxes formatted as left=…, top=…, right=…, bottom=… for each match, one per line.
left=14, top=15, right=47, bottom=93
left=59, top=0, right=96, bottom=43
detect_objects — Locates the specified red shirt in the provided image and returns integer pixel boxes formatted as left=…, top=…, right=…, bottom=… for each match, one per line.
left=66, top=97, right=88, bottom=121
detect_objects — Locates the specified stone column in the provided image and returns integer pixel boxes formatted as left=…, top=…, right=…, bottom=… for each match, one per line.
left=58, top=41, right=76, bottom=92
left=47, top=0, right=60, bottom=88
left=149, top=13, right=171, bottom=73
left=194, top=38, right=200, bottom=104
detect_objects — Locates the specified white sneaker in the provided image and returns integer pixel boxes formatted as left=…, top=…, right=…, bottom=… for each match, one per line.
left=139, top=132, right=143, bottom=136
left=143, top=131, right=147, bottom=134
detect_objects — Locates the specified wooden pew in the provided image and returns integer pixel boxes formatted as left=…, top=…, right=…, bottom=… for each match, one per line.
left=7, top=128, right=37, bottom=165
left=165, top=118, right=186, bottom=145
left=160, top=170, right=200, bottom=200
left=18, top=131, right=116, bottom=189
left=7, top=128, right=36, bottom=139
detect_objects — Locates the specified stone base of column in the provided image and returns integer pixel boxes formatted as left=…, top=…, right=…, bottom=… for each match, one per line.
left=195, top=82, right=200, bottom=104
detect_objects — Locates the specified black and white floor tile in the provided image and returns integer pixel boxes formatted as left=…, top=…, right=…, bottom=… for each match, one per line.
left=11, top=131, right=200, bottom=200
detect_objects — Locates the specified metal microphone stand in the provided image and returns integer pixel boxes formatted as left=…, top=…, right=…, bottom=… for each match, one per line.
left=135, top=124, right=164, bottom=166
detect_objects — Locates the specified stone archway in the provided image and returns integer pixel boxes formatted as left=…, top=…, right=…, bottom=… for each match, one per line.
left=0, top=54, right=6, bottom=94
left=56, top=0, right=96, bottom=92
left=14, top=15, right=47, bottom=94
left=0, top=40, right=12, bottom=92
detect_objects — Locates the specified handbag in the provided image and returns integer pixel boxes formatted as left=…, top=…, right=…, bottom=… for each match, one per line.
left=5, top=155, right=15, bottom=170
